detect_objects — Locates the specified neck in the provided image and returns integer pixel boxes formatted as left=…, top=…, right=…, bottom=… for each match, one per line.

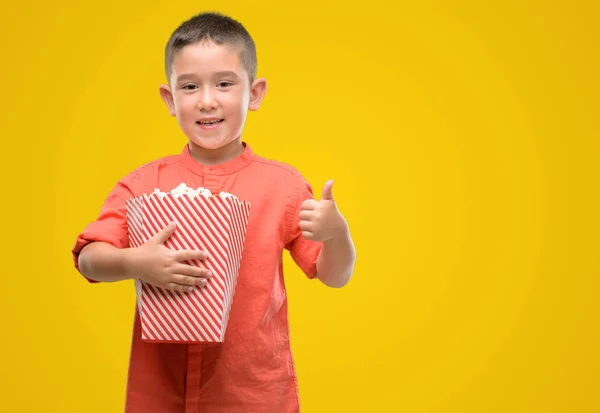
left=188, top=139, right=244, bottom=165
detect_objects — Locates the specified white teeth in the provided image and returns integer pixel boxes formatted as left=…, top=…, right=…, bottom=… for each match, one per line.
left=199, top=119, right=221, bottom=125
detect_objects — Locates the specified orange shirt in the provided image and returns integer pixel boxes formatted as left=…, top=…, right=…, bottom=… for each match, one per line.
left=72, top=142, right=322, bottom=413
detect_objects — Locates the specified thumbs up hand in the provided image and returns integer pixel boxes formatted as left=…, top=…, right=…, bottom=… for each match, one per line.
left=299, top=180, right=349, bottom=242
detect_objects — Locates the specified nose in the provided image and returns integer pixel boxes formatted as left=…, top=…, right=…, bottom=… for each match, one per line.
left=197, top=87, right=218, bottom=111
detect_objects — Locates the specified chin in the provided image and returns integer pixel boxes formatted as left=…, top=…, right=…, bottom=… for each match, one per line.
left=189, top=136, right=235, bottom=151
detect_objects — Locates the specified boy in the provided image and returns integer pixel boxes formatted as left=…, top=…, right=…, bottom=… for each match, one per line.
left=72, top=11, right=356, bottom=413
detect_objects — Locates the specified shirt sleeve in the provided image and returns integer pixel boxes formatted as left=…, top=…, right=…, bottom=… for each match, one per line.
left=284, top=175, right=323, bottom=279
left=71, top=170, right=139, bottom=282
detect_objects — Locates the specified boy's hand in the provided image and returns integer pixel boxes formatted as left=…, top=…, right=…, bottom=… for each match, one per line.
left=126, top=222, right=211, bottom=293
left=299, top=180, right=349, bottom=243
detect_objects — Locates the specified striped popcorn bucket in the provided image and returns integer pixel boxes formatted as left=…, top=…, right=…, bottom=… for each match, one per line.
left=125, top=187, right=251, bottom=343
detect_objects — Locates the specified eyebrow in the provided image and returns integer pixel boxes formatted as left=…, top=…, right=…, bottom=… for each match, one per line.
left=214, top=71, right=239, bottom=79
left=176, top=71, right=240, bottom=82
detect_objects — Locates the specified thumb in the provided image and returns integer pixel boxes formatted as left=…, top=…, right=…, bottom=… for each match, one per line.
left=152, top=221, right=177, bottom=244
left=321, top=180, right=335, bottom=201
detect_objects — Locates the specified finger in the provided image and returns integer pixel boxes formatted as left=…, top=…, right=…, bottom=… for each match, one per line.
left=302, top=231, right=315, bottom=240
left=299, top=220, right=314, bottom=232
left=174, top=264, right=212, bottom=279
left=165, top=283, right=195, bottom=293
left=301, top=199, right=319, bottom=210
left=321, top=180, right=334, bottom=201
left=152, top=221, right=177, bottom=244
left=172, top=274, right=209, bottom=287
left=299, top=210, right=314, bottom=221
left=176, top=249, right=209, bottom=262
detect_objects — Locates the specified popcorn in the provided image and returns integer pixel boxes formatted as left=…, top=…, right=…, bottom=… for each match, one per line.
left=151, top=184, right=235, bottom=200
left=126, top=183, right=251, bottom=343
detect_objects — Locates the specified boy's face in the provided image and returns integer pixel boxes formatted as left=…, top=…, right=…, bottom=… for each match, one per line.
left=160, top=41, right=266, bottom=153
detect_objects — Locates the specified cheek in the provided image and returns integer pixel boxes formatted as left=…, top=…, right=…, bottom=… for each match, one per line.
left=175, top=95, right=196, bottom=115
left=223, top=94, right=248, bottom=117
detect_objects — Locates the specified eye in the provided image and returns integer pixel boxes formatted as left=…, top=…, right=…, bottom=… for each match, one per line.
left=217, top=81, right=233, bottom=88
left=182, top=84, right=198, bottom=90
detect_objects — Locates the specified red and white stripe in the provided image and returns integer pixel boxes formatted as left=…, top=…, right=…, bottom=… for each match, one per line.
left=126, top=192, right=251, bottom=343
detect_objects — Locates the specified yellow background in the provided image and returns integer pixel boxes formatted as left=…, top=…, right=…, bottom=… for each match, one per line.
left=1, top=0, right=598, bottom=411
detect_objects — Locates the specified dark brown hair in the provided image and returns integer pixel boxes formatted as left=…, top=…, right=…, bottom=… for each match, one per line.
left=164, top=12, right=257, bottom=83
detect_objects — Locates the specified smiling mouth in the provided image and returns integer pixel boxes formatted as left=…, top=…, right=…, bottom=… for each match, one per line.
left=197, top=119, right=224, bottom=125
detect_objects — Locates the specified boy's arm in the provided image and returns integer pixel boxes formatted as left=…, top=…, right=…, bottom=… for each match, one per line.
left=315, top=226, right=356, bottom=288
left=72, top=173, right=139, bottom=282
left=299, top=180, right=356, bottom=288
left=78, top=242, right=134, bottom=283
left=78, top=223, right=211, bottom=291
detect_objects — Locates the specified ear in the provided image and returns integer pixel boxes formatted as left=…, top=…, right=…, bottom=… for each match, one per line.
left=159, top=84, right=176, bottom=116
left=248, top=77, right=267, bottom=111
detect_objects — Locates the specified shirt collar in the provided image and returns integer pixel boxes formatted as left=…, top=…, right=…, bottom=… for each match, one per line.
left=180, top=141, right=255, bottom=176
